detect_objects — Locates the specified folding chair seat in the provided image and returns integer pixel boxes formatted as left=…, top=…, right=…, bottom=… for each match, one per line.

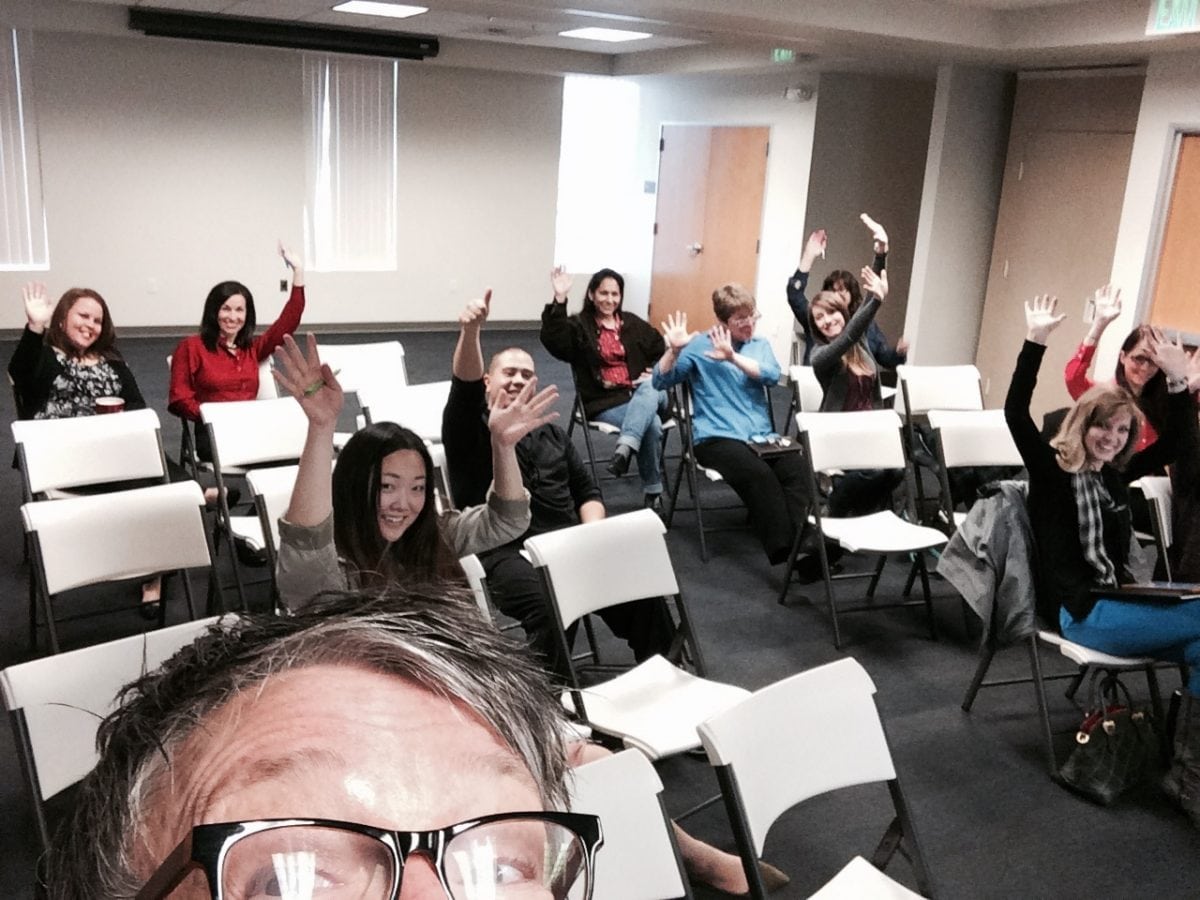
left=665, top=382, right=777, bottom=562
left=11, top=408, right=168, bottom=503
left=570, top=748, right=691, bottom=900
left=359, top=380, right=454, bottom=506
left=1, top=616, right=225, bottom=854
left=22, top=481, right=214, bottom=654
left=808, top=856, right=925, bottom=899
left=926, top=409, right=1023, bottom=533
left=698, top=658, right=932, bottom=899
left=524, top=508, right=749, bottom=758
left=200, top=397, right=310, bottom=608
left=785, top=410, right=948, bottom=648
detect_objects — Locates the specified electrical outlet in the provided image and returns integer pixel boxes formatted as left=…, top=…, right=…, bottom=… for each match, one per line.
left=280, top=279, right=288, bottom=292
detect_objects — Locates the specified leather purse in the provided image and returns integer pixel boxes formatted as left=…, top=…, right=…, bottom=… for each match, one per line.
left=1058, top=672, right=1159, bottom=805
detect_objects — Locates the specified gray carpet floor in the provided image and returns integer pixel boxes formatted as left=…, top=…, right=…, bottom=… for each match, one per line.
left=1, top=329, right=1197, bottom=899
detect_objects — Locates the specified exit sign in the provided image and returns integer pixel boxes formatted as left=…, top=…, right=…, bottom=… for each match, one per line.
left=1147, top=0, right=1200, bottom=34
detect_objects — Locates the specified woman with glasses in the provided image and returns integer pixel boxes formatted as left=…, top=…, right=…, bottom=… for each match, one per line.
left=541, top=266, right=669, bottom=511
left=653, top=284, right=811, bottom=567
left=1064, top=284, right=1180, bottom=453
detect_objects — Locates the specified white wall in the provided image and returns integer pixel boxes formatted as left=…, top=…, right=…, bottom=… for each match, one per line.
left=622, top=71, right=820, bottom=364
left=0, top=30, right=563, bottom=329
left=1106, top=50, right=1200, bottom=366
left=907, top=64, right=1011, bottom=364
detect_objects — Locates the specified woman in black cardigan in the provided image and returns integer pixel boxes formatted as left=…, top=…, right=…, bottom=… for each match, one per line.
left=1006, top=294, right=1200, bottom=827
left=540, top=266, right=668, bottom=509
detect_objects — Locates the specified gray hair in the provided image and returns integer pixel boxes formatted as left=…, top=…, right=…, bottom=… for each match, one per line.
left=49, top=586, right=571, bottom=899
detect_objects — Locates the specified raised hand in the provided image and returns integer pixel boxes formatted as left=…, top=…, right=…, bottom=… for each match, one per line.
left=22, top=282, right=53, bottom=333
left=459, top=288, right=492, bottom=331
left=861, top=213, right=889, bottom=255
left=278, top=241, right=304, bottom=272
left=273, top=333, right=344, bottom=429
left=800, top=229, right=827, bottom=269
left=1147, top=328, right=1189, bottom=383
left=488, top=377, right=559, bottom=447
left=661, top=311, right=697, bottom=352
left=1090, top=284, right=1122, bottom=328
left=1183, top=347, right=1200, bottom=393
left=705, top=324, right=735, bottom=361
left=861, top=266, right=888, bottom=301
left=1024, top=295, right=1066, bottom=345
left=551, top=265, right=573, bottom=302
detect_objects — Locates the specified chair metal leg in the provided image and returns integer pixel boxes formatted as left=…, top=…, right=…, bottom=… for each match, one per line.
left=776, top=525, right=806, bottom=605
left=1026, top=635, right=1059, bottom=779
left=1146, top=665, right=1164, bottom=722
left=885, top=779, right=933, bottom=897
left=180, top=568, right=197, bottom=620
left=818, top=539, right=844, bottom=650
left=901, top=557, right=919, bottom=598
left=1063, top=670, right=1086, bottom=702
left=711, top=764, right=769, bottom=900
left=962, top=641, right=997, bottom=711
left=865, top=555, right=887, bottom=599
left=578, top=418, right=605, bottom=504
left=916, top=553, right=937, bottom=641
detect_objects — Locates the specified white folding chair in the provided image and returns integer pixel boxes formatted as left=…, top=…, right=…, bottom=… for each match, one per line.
left=1, top=616, right=225, bottom=853
left=169, top=356, right=276, bottom=476
left=1133, top=476, right=1174, bottom=581
left=926, top=409, right=1023, bottom=532
left=787, top=364, right=825, bottom=423
left=808, top=856, right=925, bottom=899
left=698, top=658, right=932, bottom=899
left=11, top=408, right=168, bottom=503
left=570, top=749, right=691, bottom=900
left=524, top=509, right=749, bottom=759
left=788, top=410, right=948, bottom=649
left=316, top=340, right=408, bottom=396
left=459, top=553, right=494, bottom=622
left=893, top=365, right=983, bottom=417
left=200, top=397, right=310, bottom=608
left=22, top=481, right=214, bottom=654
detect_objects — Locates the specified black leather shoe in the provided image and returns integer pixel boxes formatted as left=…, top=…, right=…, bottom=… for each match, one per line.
left=606, top=446, right=633, bottom=478
left=644, top=493, right=664, bottom=516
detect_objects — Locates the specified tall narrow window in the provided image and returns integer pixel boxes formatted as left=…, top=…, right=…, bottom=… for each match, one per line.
left=554, top=75, right=641, bottom=273
left=0, top=29, right=49, bottom=271
left=303, top=54, right=398, bottom=272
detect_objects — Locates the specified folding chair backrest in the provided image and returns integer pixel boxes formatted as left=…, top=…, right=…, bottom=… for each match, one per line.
left=244, top=464, right=302, bottom=560
left=895, top=364, right=983, bottom=416
left=21, top=481, right=212, bottom=595
left=458, top=553, right=492, bottom=621
left=570, top=749, right=689, bottom=900
left=0, top=616, right=224, bottom=800
left=360, top=380, right=452, bottom=443
left=698, top=658, right=895, bottom=857
left=927, top=409, right=1023, bottom=468
left=1134, top=475, right=1174, bottom=556
left=11, top=408, right=166, bottom=495
left=796, top=410, right=907, bottom=473
left=523, top=509, right=679, bottom=628
left=255, top=359, right=278, bottom=399
left=200, top=397, right=309, bottom=467
left=317, top=341, right=408, bottom=395
left=789, top=365, right=824, bottom=413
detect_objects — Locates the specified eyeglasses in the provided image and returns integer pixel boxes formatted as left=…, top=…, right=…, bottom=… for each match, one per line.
left=136, top=812, right=603, bottom=900
left=1126, top=353, right=1157, bottom=368
left=728, top=312, right=762, bottom=327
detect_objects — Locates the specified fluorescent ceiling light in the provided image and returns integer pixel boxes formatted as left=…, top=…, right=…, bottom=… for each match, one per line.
left=559, top=27, right=652, bottom=42
left=332, top=1, right=428, bottom=19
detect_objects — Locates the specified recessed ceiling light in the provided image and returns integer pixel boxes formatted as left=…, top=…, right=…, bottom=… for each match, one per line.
left=332, top=1, right=428, bottom=19
left=558, top=26, right=652, bottom=43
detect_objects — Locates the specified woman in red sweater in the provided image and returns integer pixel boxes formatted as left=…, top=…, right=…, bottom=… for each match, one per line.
left=168, top=244, right=306, bottom=459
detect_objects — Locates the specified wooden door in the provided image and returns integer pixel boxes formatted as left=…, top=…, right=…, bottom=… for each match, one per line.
left=648, top=125, right=769, bottom=332
left=1147, top=133, right=1200, bottom=335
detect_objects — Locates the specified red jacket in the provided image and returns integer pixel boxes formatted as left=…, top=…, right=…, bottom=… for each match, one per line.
left=168, top=285, right=305, bottom=421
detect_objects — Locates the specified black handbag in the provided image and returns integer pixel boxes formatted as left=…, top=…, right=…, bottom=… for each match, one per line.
left=1058, top=672, right=1159, bottom=806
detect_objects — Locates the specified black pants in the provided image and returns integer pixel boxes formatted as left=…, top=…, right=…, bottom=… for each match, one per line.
left=828, top=468, right=903, bottom=518
left=480, top=543, right=677, bottom=683
left=694, top=438, right=811, bottom=565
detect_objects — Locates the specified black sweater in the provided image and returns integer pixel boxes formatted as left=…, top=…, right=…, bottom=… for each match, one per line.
left=1004, top=340, right=1187, bottom=624
left=8, top=326, right=146, bottom=419
left=539, top=301, right=665, bottom=419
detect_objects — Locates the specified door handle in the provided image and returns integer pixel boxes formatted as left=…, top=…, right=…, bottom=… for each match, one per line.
left=686, top=242, right=703, bottom=257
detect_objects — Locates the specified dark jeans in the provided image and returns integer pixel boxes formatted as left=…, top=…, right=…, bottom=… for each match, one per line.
left=694, top=438, right=811, bottom=565
left=480, top=543, right=677, bottom=683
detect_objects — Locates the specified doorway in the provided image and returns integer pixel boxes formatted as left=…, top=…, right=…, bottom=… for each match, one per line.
left=648, top=125, right=770, bottom=332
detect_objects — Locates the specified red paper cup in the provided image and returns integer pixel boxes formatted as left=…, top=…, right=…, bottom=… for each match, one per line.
left=94, top=397, right=125, bottom=414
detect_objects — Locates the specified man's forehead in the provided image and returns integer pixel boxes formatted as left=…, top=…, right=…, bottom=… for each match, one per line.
left=492, top=350, right=536, bottom=373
